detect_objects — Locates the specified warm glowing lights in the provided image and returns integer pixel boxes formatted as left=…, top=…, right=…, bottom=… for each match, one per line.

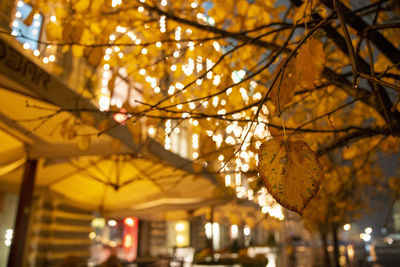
left=89, top=232, right=96, bottom=239
left=168, top=85, right=175, bottom=95
left=8, top=0, right=281, bottom=227
left=108, top=220, right=117, bottom=227
left=230, top=225, right=238, bottom=239
left=343, top=224, right=351, bottom=231
left=4, top=229, right=13, bottom=246
left=91, top=218, right=106, bottom=228
left=124, top=217, right=135, bottom=226
left=365, top=227, right=373, bottom=234
left=113, top=112, right=128, bottom=123
left=235, top=173, right=241, bottom=186
left=176, top=234, right=185, bottom=244
left=174, top=221, right=189, bottom=247
left=175, top=222, right=185, bottom=231
left=148, top=127, right=156, bottom=137
left=111, top=0, right=122, bottom=7
left=124, top=234, right=133, bottom=247
left=196, top=56, right=203, bottom=72
left=243, top=225, right=251, bottom=236
left=192, top=133, right=199, bottom=158
left=159, top=16, right=166, bottom=32
left=360, top=233, right=371, bottom=242
left=175, top=26, right=181, bottom=41
left=165, top=120, right=172, bottom=150
left=225, top=175, right=231, bottom=186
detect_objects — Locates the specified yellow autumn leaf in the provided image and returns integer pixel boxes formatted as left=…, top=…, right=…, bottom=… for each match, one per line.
left=46, top=22, right=62, bottom=41
left=221, top=145, right=236, bottom=161
left=270, top=57, right=297, bottom=108
left=257, top=138, right=323, bottom=214
left=74, top=0, right=90, bottom=13
left=342, top=145, right=358, bottom=159
left=62, top=23, right=83, bottom=43
left=84, top=46, right=103, bottom=66
left=199, top=135, right=218, bottom=161
left=72, top=45, right=83, bottom=57
left=55, top=7, right=67, bottom=20
left=294, top=38, right=326, bottom=89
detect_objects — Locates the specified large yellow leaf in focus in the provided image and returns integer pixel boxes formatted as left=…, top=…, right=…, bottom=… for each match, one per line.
left=257, top=138, right=323, bottom=214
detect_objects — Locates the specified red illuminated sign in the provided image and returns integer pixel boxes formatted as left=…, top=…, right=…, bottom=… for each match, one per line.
left=123, top=217, right=138, bottom=261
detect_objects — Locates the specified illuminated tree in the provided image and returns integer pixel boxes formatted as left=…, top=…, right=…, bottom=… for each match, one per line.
left=8, top=0, right=400, bottom=226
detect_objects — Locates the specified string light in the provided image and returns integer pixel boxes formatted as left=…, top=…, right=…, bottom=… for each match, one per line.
left=159, top=16, right=166, bottom=32
left=111, top=0, right=122, bottom=7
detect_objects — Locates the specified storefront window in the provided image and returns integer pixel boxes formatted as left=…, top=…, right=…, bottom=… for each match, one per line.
left=12, top=1, right=43, bottom=51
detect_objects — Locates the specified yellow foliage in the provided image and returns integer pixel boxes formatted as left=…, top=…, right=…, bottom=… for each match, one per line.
left=46, top=22, right=62, bottom=41
left=62, top=23, right=84, bottom=43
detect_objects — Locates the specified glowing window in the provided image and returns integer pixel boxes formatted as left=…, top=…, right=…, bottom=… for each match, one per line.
left=12, top=1, right=43, bottom=50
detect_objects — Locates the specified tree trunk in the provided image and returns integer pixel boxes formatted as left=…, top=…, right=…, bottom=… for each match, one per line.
left=332, top=224, right=340, bottom=267
left=320, top=231, right=331, bottom=267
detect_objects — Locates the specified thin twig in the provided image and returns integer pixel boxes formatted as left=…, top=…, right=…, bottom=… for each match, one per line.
left=333, top=0, right=358, bottom=87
